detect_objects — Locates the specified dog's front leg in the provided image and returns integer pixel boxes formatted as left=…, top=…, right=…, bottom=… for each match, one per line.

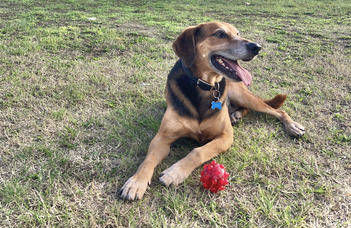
left=160, top=126, right=233, bottom=187
left=120, top=109, right=184, bottom=200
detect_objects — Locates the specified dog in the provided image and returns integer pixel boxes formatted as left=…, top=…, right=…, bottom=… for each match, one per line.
left=120, top=22, right=305, bottom=200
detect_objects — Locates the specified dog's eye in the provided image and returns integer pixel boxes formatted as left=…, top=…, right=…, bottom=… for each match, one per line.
left=214, top=30, right=227, bottom=39
left=237, top=32, right=240, bottom=36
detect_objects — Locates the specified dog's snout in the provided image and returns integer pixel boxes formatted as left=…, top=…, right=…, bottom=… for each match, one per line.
left=246, top=42, right=262, bottom=54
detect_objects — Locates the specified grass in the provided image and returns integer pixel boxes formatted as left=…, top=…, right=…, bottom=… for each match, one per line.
left=0, top=0, right=350, bottom=227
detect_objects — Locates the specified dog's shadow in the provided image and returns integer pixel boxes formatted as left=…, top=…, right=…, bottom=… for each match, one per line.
left=111, top=99, right=200, bottom=179
left=92, top=98, right=302, bottom=197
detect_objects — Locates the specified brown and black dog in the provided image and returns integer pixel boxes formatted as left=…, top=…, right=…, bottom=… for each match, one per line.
left=120, top=22, right=305, bottom=200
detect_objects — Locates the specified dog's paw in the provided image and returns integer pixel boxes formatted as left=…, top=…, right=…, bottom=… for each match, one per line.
left=230, top=111, right=243, bottom=125
left=159, top=163, right=190, bottom=187
left=120, top=175, right=149, bottom=200
left=285, top=121, right=305, bottom=137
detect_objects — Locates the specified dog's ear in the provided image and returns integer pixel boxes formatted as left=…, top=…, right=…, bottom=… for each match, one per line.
left=172, top=25, right=200, bottom=67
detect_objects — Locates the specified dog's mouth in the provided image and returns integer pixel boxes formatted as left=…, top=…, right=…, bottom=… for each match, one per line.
left=210, top=55, right=252, bottom=86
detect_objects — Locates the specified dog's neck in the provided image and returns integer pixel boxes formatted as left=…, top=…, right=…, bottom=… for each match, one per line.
left=181, top=61, right=224, bottom=91
left=166, top=60, right=227, bottom=122
left=188, top=64, right=224, bottom=86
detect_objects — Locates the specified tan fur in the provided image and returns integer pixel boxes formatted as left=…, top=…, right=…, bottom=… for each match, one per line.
left=120, top=22, right=305, bottom=200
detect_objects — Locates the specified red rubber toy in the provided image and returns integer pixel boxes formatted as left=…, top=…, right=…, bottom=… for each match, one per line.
left=200, top=160, right=229, bottom=193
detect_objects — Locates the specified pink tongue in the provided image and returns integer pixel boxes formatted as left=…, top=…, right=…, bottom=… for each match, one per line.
left=222, top=59, right=252, bottom=86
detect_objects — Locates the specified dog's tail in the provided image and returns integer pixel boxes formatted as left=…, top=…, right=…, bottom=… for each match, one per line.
left=265, top=94, right=287, bottom=109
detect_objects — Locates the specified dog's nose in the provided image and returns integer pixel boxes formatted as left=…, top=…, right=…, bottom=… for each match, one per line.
left=246, top=42, right=262, bottom=54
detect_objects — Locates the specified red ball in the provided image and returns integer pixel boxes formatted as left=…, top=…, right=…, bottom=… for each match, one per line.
left=200, top=160, right=229, bottom=193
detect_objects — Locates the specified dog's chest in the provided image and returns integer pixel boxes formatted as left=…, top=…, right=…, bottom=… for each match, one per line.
left=190, top=130, right=211, bottom=144
left=184, top=114, right=226, bottom=144
left=166, top=61, right=226, bottom=122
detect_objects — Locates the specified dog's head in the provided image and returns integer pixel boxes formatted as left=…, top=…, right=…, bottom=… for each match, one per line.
left=173, top=22, right=261, bottom=86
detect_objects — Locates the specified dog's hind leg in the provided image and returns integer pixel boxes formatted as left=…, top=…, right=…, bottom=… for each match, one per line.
left=229, top=104, right=249, bottom=125
left=229, top=94, right=286, bottom=125
left=227, top=82, right=305, bottom=136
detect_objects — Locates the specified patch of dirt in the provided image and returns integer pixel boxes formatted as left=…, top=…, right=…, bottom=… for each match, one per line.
left=116, top=22, right=157, bottom=37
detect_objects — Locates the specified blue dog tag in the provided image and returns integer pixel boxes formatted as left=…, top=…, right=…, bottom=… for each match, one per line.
left=211, top=101, right=222, bottom=110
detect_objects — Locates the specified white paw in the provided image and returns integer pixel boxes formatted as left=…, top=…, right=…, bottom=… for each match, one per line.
left=120, top=175, right=149, bottom=200
left=230, top=111, right=243, bottom=125
left=159, top=163, right=190, bottom=187
left=285, top=121, right=305, bottom=137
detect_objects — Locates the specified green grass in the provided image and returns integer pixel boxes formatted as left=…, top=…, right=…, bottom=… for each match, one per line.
left=1, top=0, right=351, bottom=227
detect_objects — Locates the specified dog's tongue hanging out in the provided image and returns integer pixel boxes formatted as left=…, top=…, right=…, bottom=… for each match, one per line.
left=222, top=58, right=252, bottom=86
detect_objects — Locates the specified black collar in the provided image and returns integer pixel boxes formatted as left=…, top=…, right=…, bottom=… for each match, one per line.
left=181, top=60, right=219, bottom=91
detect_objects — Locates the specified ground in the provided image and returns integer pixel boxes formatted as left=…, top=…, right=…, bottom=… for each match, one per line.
left=0, top=0, right=350, bottom=227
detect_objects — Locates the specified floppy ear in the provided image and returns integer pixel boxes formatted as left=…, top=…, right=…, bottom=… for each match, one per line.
left=172, top=26, right=200, bottom=67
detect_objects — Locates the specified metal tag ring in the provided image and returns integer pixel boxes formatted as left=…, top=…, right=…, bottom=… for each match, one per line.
left=212, top=90, right=220, bottom=99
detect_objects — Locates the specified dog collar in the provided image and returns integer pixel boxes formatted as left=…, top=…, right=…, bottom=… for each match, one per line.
left=181, top=60, right=219, bottom=91
left=181, top=60, right=224, bottom=110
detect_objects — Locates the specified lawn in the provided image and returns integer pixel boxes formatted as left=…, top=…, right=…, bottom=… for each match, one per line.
left=0, top=0, right=350, bottom=227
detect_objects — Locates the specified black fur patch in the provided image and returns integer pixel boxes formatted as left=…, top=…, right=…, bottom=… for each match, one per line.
left=167, top=80, right=193, bottom=117
left=166, top=60, right=226, bottom=122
